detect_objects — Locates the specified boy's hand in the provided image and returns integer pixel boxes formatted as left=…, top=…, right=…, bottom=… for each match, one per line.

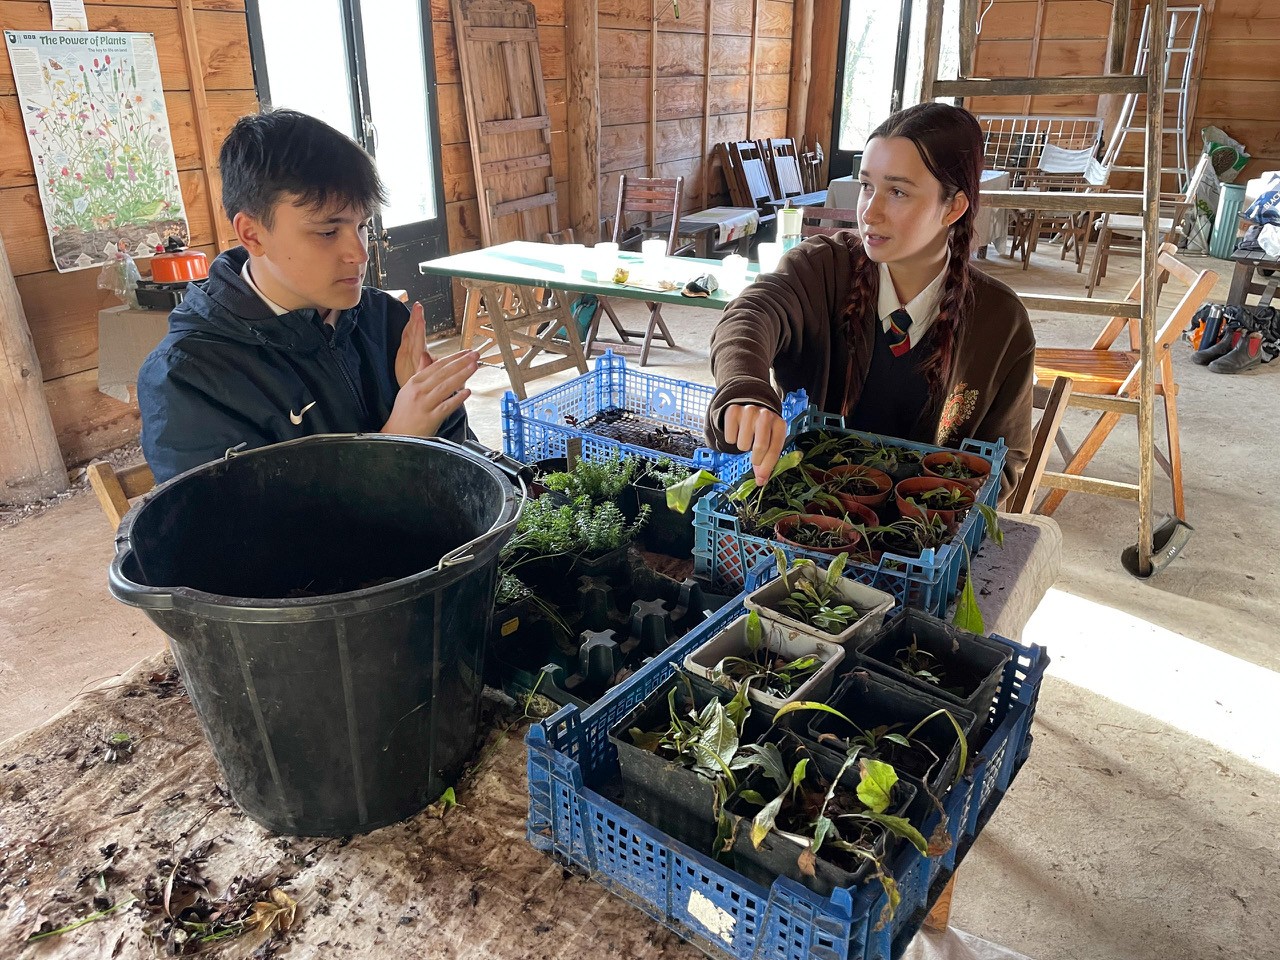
left=723, top=403, right=788, bottom=486
left=395, top=301, right=427, bottom=388
left=382, top=349, right=479, bottom=439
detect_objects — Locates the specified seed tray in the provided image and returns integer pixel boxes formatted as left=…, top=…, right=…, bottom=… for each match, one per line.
left=525, top=598, right=1047, bottom=960
left=502, top=350, right=808, bottom=477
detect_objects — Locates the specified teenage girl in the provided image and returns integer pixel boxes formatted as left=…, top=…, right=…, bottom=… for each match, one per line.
left=707, top=102, right=1033, bottom=500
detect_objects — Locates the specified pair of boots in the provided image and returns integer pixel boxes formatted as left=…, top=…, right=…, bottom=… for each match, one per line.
left=1191, top=305, right=1279, bottom=373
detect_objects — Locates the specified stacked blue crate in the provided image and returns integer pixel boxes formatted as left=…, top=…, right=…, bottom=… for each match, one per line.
left=525, top=598, right=1048, bottom=960
left=693, top=410, right=1007, bottom=615
left=501, top=350, right=807, bottom=476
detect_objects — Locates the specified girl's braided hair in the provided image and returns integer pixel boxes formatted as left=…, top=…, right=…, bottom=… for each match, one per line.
left=839, top=102, right=984, bottom=404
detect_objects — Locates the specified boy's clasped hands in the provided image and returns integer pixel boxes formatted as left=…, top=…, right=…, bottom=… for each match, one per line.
left=384, top=301, right=481, bottom=439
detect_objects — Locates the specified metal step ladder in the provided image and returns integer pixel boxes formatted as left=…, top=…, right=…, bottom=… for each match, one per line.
left=1102, top=4, right=1204, bottom=192
left=917, top=0, right=1171, bottom=575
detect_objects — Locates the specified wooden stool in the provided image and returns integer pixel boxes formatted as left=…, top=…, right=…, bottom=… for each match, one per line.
left=1226, top=247, right=1280, bottom=307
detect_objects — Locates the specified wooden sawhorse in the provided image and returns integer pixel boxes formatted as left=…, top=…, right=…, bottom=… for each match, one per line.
left=458, top=279, right=588, bottom=400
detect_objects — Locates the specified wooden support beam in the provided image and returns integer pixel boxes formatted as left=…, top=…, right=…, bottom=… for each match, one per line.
left=566, top=0, right=601, bottom=243
left=1022, top=0, right=1047, bottom=115
left=789, top=0, right=814, bottom=142
left=1137, top=0, right=1169, bottom=575
left=958, top=0, right=978, bottom=80
left=0, top=234, right=68, bottom=502
left=1065, top=394, right=1142, bottom=414
left=649, top=0, right=658, bottom=177
left=747, top=0, right=762, bottom=138
left=177, top=0, right=233, bottom=252
left=982, top=190, right=1144, bottom=214
left=932, top=76, right=1147, bottom=98
left=805, top=0, right=842, bottom=185
left=918, top=0, right=942, bottom=103
left=1106, top=0, right=1133, bottom=74
left=701, top=0, right=713, bottom=210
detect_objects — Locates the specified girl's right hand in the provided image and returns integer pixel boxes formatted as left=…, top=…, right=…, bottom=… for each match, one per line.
left=723, top=403, right=788, bottom=486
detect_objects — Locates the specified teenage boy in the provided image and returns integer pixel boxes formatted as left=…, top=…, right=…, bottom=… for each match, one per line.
left=138, top=110, right=479, bottom=482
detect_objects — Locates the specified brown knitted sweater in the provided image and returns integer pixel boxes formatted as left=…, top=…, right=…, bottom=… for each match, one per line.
left=707, top=233, right=1035, bottom=500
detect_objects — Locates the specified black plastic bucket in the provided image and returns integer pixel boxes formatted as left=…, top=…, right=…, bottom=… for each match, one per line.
left=108, top=435, right=522, bottom=837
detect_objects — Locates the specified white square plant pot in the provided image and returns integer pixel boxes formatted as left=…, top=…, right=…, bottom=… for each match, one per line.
left=744, top=562, right=895, bottom=649
left=683, top=614, right=845, bottom=712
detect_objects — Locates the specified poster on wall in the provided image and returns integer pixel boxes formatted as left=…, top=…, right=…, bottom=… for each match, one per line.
left=4, top=29, right=188, bottom=273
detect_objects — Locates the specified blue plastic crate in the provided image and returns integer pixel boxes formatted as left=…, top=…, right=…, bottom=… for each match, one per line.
left=525, top=599, right=1048, bottom=960
left=693, top=412, right=1007, bottom=615
left=502, top=350, right=808, bottom=477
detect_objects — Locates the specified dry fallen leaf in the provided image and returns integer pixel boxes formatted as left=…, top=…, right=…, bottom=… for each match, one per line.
left=247, top=889, right=298, bottom=934
left=796, top=847, right=817, bottom=878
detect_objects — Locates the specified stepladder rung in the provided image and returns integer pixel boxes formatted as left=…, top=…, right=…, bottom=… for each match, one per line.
left=1020, top=294, right=1142, bottom=319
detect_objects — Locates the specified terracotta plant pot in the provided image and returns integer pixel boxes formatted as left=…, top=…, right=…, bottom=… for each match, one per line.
left=809, top=498, right=879, bottom=529
left=894, top=477, right=975, bottom=530
left=773, top=514, right=861, bottom=557
left=921, top=451, right=992, bottom=492
left=822, top=464, right=893, bottom=510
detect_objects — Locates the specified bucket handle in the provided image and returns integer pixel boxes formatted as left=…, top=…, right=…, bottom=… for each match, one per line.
left=435, top=475, right=528, bottom=573
left=107, top=546, right=175, bottom=610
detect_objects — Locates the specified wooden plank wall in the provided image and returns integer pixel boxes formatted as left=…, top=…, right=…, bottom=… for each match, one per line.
left=433, top=0, right=794, bottom=255
left=0, top=0, right=256, bottom=465
left=971, top=0, right=1280, bottom=184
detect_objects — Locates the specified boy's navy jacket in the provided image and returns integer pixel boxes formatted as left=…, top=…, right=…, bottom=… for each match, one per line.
left=138, top=246, right=469, bottom=482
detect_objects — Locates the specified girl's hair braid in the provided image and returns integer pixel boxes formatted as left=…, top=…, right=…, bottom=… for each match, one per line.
left=838, top=234, right=880, bottom=412
left=917, top=215, right=976, bottom=397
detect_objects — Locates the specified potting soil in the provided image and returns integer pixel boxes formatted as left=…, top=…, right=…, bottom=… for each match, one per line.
left=579, top=408, right=703, bottom=458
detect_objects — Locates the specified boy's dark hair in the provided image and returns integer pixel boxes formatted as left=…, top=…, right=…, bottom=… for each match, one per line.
left=219, top=110, right=386, bottom=226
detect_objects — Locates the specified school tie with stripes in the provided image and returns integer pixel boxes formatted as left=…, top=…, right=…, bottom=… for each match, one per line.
left=886, top=308, right=913, bottom=357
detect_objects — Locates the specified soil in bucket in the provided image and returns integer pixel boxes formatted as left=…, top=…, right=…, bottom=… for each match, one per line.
left=108, top=436, right=521, bottom=837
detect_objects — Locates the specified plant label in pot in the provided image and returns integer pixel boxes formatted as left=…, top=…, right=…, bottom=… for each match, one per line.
left=682, top=611, right=845, bottom=713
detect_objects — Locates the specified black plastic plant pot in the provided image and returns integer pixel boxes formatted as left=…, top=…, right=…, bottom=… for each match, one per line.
left=807, top=669, right=974, bottom=813
left=574, top=543, right=632, bottom=580
left=726, top=741, right=914, bottom=897
left=609, top=672, right=753, bottom=855
left=633, top=480, right=699, bottom=557
left=856, top=609, right=1012, bottom=724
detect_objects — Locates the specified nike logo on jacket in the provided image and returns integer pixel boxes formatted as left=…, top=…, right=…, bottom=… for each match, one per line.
left=137, top=246, right=470, bottom=482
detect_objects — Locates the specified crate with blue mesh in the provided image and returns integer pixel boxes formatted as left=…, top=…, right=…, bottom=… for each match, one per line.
left=692, top=410, right=1007, bottom=616
left=525, top=598, right=1048, bottom=960
left=501, top=350, right=808, bottom=476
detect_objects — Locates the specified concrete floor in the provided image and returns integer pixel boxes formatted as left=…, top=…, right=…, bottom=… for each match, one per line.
left=1, top=245, right=1276, bottom=959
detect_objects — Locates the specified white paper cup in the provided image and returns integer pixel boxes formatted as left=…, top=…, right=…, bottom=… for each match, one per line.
left=593, top=241, right=619, bottom=278
left=757, top=241, right=783, bottom=274
left=720, top=254, right=749, bottom=296
left=642, top=238, right=667, bottom=262
left=560, top=243, right=585, bottom=276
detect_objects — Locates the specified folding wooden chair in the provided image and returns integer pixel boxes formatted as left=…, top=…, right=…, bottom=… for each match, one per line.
left=759, top=138, right=828, bottom=207
left=1032, top=244, right=1218, bottom=520
left=592, top=174, right=691, bottom=365
left=798, top=206, right=860, bottom=238
left=1009, top=172, right=1094, bottom=270
left=1086, top=157, right=1205, bottom=296
left=719, top=141, right=779, bottom=236
left=88, top=460, right=155, bottom=530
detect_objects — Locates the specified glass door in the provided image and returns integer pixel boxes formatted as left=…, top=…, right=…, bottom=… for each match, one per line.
left=246, top=0, right=454, bottom=331
left=828, top=0, right=960, bottom=181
